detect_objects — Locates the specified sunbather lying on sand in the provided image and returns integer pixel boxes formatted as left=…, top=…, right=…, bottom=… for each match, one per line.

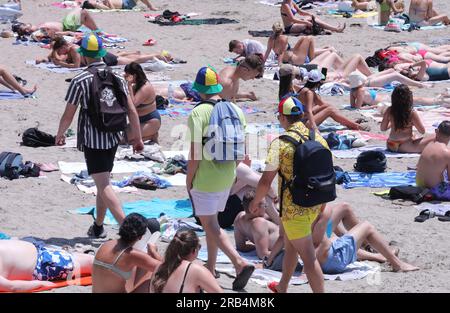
left=416, top=120, right=450, bottom=189
left=37, top=36, right=171, bottom=68
left=12, top=8, right=100, bottom=42
left=380, top=84, right=435, bottom=153
left=0, top=239, right=93, bottom=292
left=349, top=71, right=450, bottom=109
left=0, top=65, right=36, bottom=95
left=352, top=0, right=377, bottom=11
left=81, top=0, right=158, bottom=11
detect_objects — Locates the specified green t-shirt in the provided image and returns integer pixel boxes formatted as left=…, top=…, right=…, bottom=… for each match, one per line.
left=188, top=101, right=246, bottom=192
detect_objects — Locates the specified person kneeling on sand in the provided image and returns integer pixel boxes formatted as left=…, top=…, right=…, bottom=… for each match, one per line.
left=314, top=205, right=419, bottom=274
left=92, top=213, right=162, bottom=293
left=0, top=239, right=93, bottom=292
left=416, top=121, right=450, bottom=191
left=219, top=54, right=264, bottom=101
left=234, top=191, right=302, bottom=273
left=133, top=230, right=223, bottom=293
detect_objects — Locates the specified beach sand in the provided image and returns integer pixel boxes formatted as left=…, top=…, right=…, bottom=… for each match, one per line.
left=0, top=0, right=449, bottom=293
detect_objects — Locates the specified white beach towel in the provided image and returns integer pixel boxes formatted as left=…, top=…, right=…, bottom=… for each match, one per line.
left=60, top=174, right=138, bottom=194
left=58, top=160, right=156, bottom=174
left=197, top=248, right=261, bottom=264
left=26, top=60, right=83, bottom=73
left=331, top=145, right=420, bottom=159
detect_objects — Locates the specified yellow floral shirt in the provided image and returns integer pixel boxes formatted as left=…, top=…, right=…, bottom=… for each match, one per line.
left=266, top=122, right=330, bottom=221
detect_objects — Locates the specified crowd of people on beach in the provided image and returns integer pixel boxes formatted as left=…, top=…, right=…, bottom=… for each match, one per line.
left=2, top=0, right=450, bottom=294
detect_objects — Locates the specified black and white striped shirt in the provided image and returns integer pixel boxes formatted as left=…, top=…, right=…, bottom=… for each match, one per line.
left=65, top=62, right=128, bottom=151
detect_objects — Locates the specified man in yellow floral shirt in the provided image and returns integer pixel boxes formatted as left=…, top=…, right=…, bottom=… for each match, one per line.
left=249, top=96, right=329, bottom=293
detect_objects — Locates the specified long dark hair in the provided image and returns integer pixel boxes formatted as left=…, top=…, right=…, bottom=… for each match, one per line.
left=390, top=84, right=413, bottom=130
left=151, top=230, right=199, bottom=293
left=124, top=62, right=148, bottom=94
left=278, top=74, right=293, bottom=100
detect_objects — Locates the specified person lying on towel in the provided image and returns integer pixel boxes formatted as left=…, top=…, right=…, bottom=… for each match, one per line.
left=0, top=239, right=93, bottom=292
left=81, top=0, right=158, bottom=11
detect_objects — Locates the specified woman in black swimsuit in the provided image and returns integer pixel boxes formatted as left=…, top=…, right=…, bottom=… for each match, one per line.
left=124, top=62, right=161, bottom=143
left=133, top=230, right=222, bottom=293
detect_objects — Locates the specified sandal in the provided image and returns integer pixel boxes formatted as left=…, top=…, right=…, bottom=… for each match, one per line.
left=267, top=281, right=279, bottom=293
left=143, top=39, right=157, bottom=46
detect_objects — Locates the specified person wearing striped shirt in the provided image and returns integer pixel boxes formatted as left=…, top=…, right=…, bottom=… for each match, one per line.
left=55, top=33, right=143, bottom=238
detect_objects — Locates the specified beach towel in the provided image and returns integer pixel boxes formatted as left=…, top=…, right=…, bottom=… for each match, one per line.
left=61, top=174, right=139, bottom=195
left=327, top=10, right=378, bottom=18
left=197, top=248, right=261, bottom=264
left=343, top=171, right=416, bottom=189
left=26, top=60, right=83, bottom=74
left=58, top=160, right=156, bottom=174
left=336, top=130, right=388, bottom=141
left=332, top=145, right=420, bottom=159
left=0, top=90, right=36, bottom=100
left=70, top=198, right=193, bottom=225
left=242, top=105, right=266, bottom=114
left=248, top=30, right=277, bottom=37
left=158, top=107, right=192, bottom=117
left=0, top=232, right=10, bottom=240
left=0, top=276, right=92, bottom=293
left=151, top=18, right=239, bottom=26
left=370, top=23, right=446, bottom=31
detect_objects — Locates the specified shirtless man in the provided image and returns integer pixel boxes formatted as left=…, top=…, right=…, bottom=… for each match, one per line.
left=409, top=0, right=450, bottom=26
left=0, top=239, right=93, bottom=292
left=416, top=121, right=450, bottom=188
left=219, top=54, right=264, bottom=101
left=234, top=191, right=302, bottom=272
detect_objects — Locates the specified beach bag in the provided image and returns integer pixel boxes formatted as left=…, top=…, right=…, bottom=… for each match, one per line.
left=389, top=185, right=432, bottom=203
left=0, top=152, right=23, bottom=180
left=198, top=100, right=245, bottom=162
left=278, top=129, right=336, bottom=209
left=21, top=127, right=55, bottom=147
left=354, top=150, right=387, bottom=173
left=87, top=66, right=128, bottom=132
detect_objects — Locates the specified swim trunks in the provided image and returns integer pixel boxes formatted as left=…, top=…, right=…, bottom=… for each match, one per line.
left=32, top=244, right=74, bottom=281
left=180, top=82, right=202, bottom=102
left=387, top=138, right=408, bottom=152
left=102, top=52, right=119, bottom=66
left=122, top=0, right=137, bottom=10
left=321, top=234, right=357, bottom=274
left=62, top=11, right=81, bottom=32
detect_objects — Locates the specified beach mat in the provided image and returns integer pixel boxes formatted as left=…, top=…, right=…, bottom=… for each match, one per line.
left=332, top=145, right=420, bottom=159
left=0, top=90, right=35, bottom=100
left=151, top=18, right=239, bottom=26
left=343, top=171, right=416, bottom=189
left=327, top=10, right=378, bottom=18
left=26, top=60, right=83, bottom=74
left=0, top=232, right=10, bottom=240
left=248, top=30, right=276, bottom=37
left=0, top=276, right=92, bottom=293
left=70, top=198, right=193, bottom=225
left=370, top=23, right=446, bottom=31
left=58, top=160, right=156, bottom=174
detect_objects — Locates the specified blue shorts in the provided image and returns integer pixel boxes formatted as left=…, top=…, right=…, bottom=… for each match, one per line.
left=180, top=82, right=202, bottom=102
left=139, top=110, right=161, bottom=124
left=321, top=234, right=357, bottom=274
left=122, top=0, right=137, bottom=10
left=32, top=244, right=74, bottom=281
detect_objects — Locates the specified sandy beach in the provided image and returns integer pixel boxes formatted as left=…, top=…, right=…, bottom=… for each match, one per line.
left=0, top=0, right=449, bottom=293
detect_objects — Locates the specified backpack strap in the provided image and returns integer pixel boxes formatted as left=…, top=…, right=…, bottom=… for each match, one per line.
left=5, top=153, right=20, bottom=169
left=194, top=99, right=218, bottom=108
left=0, top=152, right=9, bottom=165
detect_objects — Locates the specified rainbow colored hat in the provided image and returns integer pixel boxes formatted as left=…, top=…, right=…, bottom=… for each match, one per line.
left=278, top=96, right=304, bottom=116
left=77, top=33, right=107, bottom=59
left=192, top=66, right=223, bottom=95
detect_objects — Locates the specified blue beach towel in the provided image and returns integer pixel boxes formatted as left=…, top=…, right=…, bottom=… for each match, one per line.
left=0, top=232, right=10, bottom=240
left=343, top=171, right=416, bottom=189
left=70, top=198, right=193, bottom=225
left=370, top=23, right=446, bottom=31
left=0, top=90, right=35, bottom=100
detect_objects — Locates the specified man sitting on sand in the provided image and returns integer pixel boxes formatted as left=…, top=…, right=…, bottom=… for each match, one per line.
left=0, top=239, right=93, bottom=292
left=416, top=121, right=450, bottom=189
left=409, top=0, right=450, bottom=26
left=219, top=54, right=264, bottom=101
left=234, top=191, right=302, bottom=272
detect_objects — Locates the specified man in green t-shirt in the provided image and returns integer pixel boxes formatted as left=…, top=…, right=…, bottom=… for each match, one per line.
left=187, top=66, right=255, bottom=291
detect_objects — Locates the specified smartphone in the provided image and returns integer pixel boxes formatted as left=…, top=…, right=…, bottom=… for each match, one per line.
left=321, top=67, right=328, bottom=79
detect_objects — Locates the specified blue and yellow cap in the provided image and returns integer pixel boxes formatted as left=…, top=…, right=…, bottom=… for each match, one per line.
left=192, top=66, right=223, bottom=95
left=77, top=33, right=107, bottom=59
left=278, top=96, right=304, bottom=116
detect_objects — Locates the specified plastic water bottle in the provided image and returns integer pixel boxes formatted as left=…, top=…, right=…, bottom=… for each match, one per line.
left=167, top=83, right=174, bottom=103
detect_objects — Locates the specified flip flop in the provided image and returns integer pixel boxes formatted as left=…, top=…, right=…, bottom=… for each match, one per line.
left=143, top=39, right=157, bottom=46
left=414, top=209, right=433, bottom=223
left=232, top=264, right=255, bottom=290
left=267, top=281, right=279, bottom=293
left=438, top=211, right=450, bottom=222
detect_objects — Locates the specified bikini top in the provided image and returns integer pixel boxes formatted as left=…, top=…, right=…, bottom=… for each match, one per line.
left=93, top=247, right=133, bottom=280
left=149, top=262, right=204, bottom=293
left=281, top=4, right=297, bottom=17
left=136, top=98, right=156, bottom=109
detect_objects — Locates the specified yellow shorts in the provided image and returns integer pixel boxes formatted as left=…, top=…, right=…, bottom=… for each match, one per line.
left=282, top=210, right=320, bottom=241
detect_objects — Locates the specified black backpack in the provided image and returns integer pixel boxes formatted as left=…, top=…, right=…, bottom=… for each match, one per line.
left=21, top=127, right=55, bottom=147
left=389, top=185, right=432, bottom=204
left=87, top=66, right=128, bottom=132
left=0, top=152, right=23, bottom=180
left=278, top=129, right=336, bottom=210
left=354, top=150, right=387, bottom=173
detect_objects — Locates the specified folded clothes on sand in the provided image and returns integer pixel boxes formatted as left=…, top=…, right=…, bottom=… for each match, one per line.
left=70, top=198, right=193, bottom=225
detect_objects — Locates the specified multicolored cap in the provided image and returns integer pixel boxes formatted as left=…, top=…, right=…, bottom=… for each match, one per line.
left=192, top=66, right=223, bottom=95
left=278, top=96, right=304, bottom=116
left=77, top=33, right=107, bottom=59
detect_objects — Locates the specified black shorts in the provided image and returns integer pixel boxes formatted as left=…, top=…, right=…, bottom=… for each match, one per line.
left=83, top=145, right=118, bottom=175
left=102, top=52, right=119, bottom=66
